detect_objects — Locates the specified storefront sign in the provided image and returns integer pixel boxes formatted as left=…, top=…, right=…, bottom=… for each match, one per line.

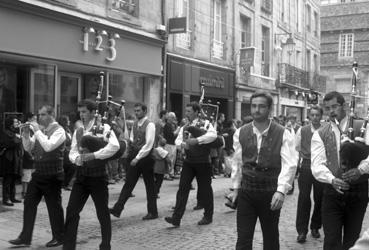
left=199, top=76, right=225, bottom=89
left=81, top=28, right=119, bottom=62
left=168, top=17, right=187, bottom=34
left=239, top=47, right=255, bottom=78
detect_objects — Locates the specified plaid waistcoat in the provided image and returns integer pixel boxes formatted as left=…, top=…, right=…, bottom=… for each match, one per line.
left=33, top=123, right=65, bottom=175
left=239, top=121, right=284, bottom=192
left=300, top=125, right=313, bottom=160
left=75, top=127, right=107, bottom=177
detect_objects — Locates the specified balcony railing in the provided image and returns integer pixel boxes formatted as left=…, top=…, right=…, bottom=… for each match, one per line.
left=277, top=63, right=327, bottom=92
left=175, top=30, right=192, bottom=50
left=212, top=40, right=224, bottom=59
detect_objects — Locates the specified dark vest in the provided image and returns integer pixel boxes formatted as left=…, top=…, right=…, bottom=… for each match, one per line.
left=130, top=119, right=152, bottom=158
left=76, top=126, right=107, bottom=177
left=33, top=123, right=65, bottom=175
left=300, top=125, right=313, bottom=160
left=239, top=121, right=284, bottom=192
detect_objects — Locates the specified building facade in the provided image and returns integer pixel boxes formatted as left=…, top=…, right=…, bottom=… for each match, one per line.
left=0, top=0, right=165, bottom=127
left=165, top=0, right=235, bottom=120
left=321, top=0, right=369, bottom=117
left=234, top=0, right=324, bottom=122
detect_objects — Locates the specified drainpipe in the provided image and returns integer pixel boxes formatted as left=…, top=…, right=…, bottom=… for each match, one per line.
left=161, top=0, right=167, bottom=110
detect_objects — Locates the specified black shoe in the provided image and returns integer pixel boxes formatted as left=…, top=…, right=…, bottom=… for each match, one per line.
left=109, top=208, right=121, bottom=218
left=311, top=229, right=321, bottom=239
left=197, top=217, right=212, bottom=225
left=10, top=199, right=22, bottom=203
left=3, top=200, right=14, bottom=206
left=193, top=205, right=204, bottom=210
left=9, top=237, right=31, bottom=246
left=297, top=233, right=307, bottom=243
left=164, top=216, right=180, bottom=227
left=142, top=213, right=158, bottom=220
left=45, top=238, right=63, bottom=247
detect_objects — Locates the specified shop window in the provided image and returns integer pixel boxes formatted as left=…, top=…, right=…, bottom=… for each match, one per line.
left=30, top=66, right=56, bottom=113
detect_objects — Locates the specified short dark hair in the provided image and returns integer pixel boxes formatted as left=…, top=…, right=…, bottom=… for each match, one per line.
left=186, top=102, right=201, bottom=113
left=310, top=105, right=323, bottom=115
left=4, top=115, right=16, bottom=130
left=134, top=103, right=147, bottom=112
left=250, top=91, right=273, bottom=108
left=323, top=91, right=345, bottom=105
left=159, top=110, right=168, bottom=118
left=78, top=99, right=97, bottom=112
left=58, top=115, right=70, bottom=129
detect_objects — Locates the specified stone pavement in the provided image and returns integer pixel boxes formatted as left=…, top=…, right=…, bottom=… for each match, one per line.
left=0, top=176, right=368, bottom=250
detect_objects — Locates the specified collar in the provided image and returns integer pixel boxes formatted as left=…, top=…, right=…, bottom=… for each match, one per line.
left=84, top=119, right=95, bottom=132
left=252, top=119, right=272, bottom=136
left=137, top=116, right=148, bottom=126
left=44, top=121, right=58, bottom=133
left=310, top=123, right=321, bottom=132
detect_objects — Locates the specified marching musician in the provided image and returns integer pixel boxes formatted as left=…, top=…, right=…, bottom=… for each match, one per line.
left=109, top=103, right=158, bottom=220
left=294, top=105, right=324, bottom=243
left=311, top=91, right=369, bottom=250
left=9, top=105, right=65, bottom=248
left=231, top=91, right=296, bottom=250
left=165, top=101, right=217, bottom=227
left=63, top=99, right=119, bottom=250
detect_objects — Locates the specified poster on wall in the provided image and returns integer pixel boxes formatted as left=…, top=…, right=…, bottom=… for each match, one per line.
left=239, top=47, right=255, bottom=79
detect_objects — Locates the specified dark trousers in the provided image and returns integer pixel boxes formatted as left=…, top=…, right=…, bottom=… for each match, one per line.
left=154, top=173, right=164, bottom=195
left=172, top=162, right=213, bottom=220
left=19, top=174, right=64, bottom=243
left=236, top=189, right=280, bottom=250
left=63, top=163, right=76, bottom=187
left=112, top=155, right=157, bottom=215
left=296, top=165, right=324, bottom=235
left=2, top=173, right=17, bottom=202
left=321, top=186, right=368, bottom=250
left=63, top=176, right=111, bottom=250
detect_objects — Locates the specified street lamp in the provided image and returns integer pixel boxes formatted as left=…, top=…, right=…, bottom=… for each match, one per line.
left=275, top=32, right=296, bottom=54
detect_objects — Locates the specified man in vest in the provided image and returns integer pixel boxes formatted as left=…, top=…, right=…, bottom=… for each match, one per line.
left=295, top=105, right=324, bottom=243
left=109, top=103, right=158, bottom=220
left=286, top=114, right=300, bottom=195
left=231, top=91, right=296, bottom=250
left=311, top=91, right=369, bottom=250
left=63, top=99, right=120, bottom=250
left=165, top=101, right=217, bottom=227
left=9, top=105, right=65, bottom=247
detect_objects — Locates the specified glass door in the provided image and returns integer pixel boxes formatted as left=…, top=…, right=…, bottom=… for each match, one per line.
left=57, top=72, right=81, bottom=118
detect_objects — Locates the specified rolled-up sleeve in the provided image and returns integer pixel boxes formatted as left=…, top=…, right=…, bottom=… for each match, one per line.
left=22, top=134, right=35, bottom=153
left=69, top=130, right=80, bottom=165
left=311, top=131, right=335, bottom=184
left=231, top=128, right=242, bottom=189
left=93, top=124, right=120, bottom=160
left=277, top=129, right=297, bottom=194
left=34, top=128, right=66, bottom=152
left=197, top=121, right=217, bottom=144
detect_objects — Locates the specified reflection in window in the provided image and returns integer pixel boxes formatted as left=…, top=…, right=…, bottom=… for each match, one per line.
left=31, top=66, right=55, bottom=112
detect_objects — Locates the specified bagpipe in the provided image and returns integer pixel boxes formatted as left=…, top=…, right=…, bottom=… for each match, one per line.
left=337, top=62, right=369, bottom=183
left=183, top=85, right=224, bottom=149
left=78, top=71, right=126, bottom=160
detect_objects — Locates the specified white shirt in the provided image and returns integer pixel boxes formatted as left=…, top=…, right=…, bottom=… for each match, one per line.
left=311, top=117, right=369, bottom=184
left=175, top=118, right=217, bottom=146
left=232, top=121, right=297, bottom=194
left=129, top=117, right=155, bottom=161
left=22, top=122, right=66, bottom=153
left=69, top=119, right=120, bottom=166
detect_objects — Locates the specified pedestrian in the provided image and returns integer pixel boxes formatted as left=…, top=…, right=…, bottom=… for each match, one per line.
left=0, top=116, right=23, bottom=206
left=63, top=99, right=120, bottom=250
left=231, top=91, right=296, bottom=250
left=285, top=114, right=300, bottom=195
left=153, top=136, right=171, bottom=198
left=9, top=105, right=66, bottom=247
left=165, top=101, right=217, bottom=227
left=109, top=103, right=158, bottom=220
left=295, top=105, right=324, bottom=243
left=163, top=112, right=180, bottom=180
left=311, top=91, right=369, bottom=250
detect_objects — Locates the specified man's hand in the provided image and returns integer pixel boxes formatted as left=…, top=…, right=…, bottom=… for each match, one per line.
left=75, top=156, right=83, bottom=166
left=342, top=168, right=362, bottom=183
left=270, top=192, right=285, bottom=211
left=29, top=121, right=40, bottom=132
left=81, top=153, right=95, bottom=162
left=130, top=158, right=139, bottom=166
left=332, top=178, right=350, bottom=194
left=186, top=138, right=199, bottom=146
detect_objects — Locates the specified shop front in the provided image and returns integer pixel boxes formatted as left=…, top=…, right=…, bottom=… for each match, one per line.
left=167, top=54, right=235, bottom=121
left=0, top=2, right=164, bottom=128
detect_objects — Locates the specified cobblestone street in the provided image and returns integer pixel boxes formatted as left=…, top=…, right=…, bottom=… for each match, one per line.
left=0, top=177, right=368, bottom=250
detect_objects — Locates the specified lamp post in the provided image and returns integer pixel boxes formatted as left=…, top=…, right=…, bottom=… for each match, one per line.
left=275, top=32, right=296, bottom=64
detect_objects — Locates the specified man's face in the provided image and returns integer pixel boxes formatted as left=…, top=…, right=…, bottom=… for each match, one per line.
left=185, top=106, right=198, bottom=121
left=167, top=114, right=176, bottom=124
left=219, top=114, right=225, bottom=123
left=38, top=107, right=52, bottom=127
left=134, top=106, right=146, bottom=120
left=324, top=97, right=345, bottom=122
left=309, top=109, right=322, bottom=126
left=251, top=97, right=270, bottom=122
left=78, top=106, right=95, bottom=124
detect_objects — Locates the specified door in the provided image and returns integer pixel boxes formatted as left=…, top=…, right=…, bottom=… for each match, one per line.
left=57, top=72, right=81, bottom=118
